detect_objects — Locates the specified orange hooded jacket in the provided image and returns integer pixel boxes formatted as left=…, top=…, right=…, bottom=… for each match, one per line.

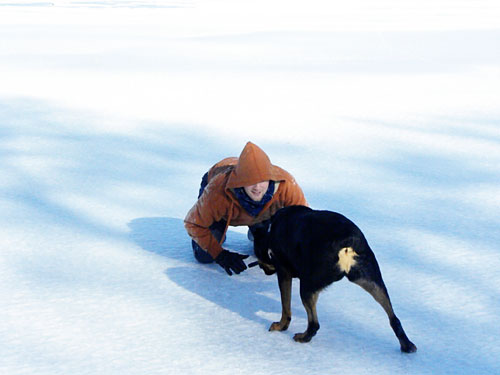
left=184, top=142, right=307, bottom=259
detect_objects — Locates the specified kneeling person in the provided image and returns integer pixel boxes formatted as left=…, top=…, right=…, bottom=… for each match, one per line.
left=184, top=141, right=307, bottom=276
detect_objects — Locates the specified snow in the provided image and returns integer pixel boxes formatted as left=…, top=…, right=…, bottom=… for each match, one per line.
left=1, top=0, right=500, bottom=374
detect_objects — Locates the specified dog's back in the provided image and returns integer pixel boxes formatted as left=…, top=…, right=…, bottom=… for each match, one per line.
left=269, top=205, right=379, bottom=288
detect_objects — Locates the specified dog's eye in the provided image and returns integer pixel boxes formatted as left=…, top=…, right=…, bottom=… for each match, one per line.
left=267, top=249, right=273, bottom=259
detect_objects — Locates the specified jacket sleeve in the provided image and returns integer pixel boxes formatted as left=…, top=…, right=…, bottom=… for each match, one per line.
left=282, top=177, right=308, bottom=207
left=184, top=187, right=226, bottom=259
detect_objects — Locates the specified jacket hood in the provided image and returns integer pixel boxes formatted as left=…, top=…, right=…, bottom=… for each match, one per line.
left=226, top=142, right=285, bottom=188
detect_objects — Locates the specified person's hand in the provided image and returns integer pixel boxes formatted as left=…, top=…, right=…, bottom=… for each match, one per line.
left=215, top=250, right=249, bottom=276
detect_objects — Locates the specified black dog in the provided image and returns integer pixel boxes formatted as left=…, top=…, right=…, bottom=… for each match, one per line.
left=252, top=205, right=417, bottom=353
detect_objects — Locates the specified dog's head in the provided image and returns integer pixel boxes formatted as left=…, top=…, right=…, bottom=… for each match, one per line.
left=252, top=226, right=276, bottom=275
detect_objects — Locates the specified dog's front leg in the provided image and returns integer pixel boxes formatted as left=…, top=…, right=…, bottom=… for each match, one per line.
left=293, top=283, right=320, bottom=343
left=269, top=270, right=292, bottom=332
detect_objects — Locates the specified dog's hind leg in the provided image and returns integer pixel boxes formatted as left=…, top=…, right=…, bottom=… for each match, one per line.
left=352, top=277, right=417, bottom=353
left=293, top=283, right=320, bottom=343
left=269, top=270, right=292, bottom=332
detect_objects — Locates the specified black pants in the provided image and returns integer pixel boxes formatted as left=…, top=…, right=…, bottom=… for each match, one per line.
left=192, top=172, right=270, bottom=263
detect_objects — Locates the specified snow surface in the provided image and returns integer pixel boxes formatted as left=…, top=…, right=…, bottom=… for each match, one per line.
left=1, top=1, right=500, bottom=374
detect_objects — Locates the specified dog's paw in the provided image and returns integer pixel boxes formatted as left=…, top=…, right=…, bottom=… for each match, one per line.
left=401, top=341, right=417, bottom=353
left=293, top=332, right=313, bottom=343
left=269, top=322, right=288, bottom=332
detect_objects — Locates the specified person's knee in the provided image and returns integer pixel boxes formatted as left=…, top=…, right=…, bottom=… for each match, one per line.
left=192, top=240, right=214, bottom=264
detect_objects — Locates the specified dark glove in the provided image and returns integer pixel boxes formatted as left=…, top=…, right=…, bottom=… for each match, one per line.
left=215, top=250, right=249, bottom=276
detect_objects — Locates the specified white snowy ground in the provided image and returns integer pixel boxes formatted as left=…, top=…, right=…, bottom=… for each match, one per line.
left=1, top=0, right=500, bottom=374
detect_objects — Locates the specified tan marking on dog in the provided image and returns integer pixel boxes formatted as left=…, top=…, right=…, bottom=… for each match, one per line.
left=337, top=247, right=358, bottom=273
left=354, top=278, right=395, bottom=318
left=258, top=250, right=276, bottom=275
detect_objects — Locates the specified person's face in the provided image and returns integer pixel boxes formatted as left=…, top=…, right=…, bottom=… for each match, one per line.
left=243, top=181, right=270, bottom=202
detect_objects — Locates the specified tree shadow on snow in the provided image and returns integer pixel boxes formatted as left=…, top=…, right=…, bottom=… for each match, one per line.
left=128, top=216, right=288, bottom=329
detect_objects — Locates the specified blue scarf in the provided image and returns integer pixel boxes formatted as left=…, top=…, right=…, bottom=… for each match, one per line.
left=234, top=181, right=275, bottom=217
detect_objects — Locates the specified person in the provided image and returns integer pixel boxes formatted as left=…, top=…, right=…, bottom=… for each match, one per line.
left=184, top=141, right=307, bottom=276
